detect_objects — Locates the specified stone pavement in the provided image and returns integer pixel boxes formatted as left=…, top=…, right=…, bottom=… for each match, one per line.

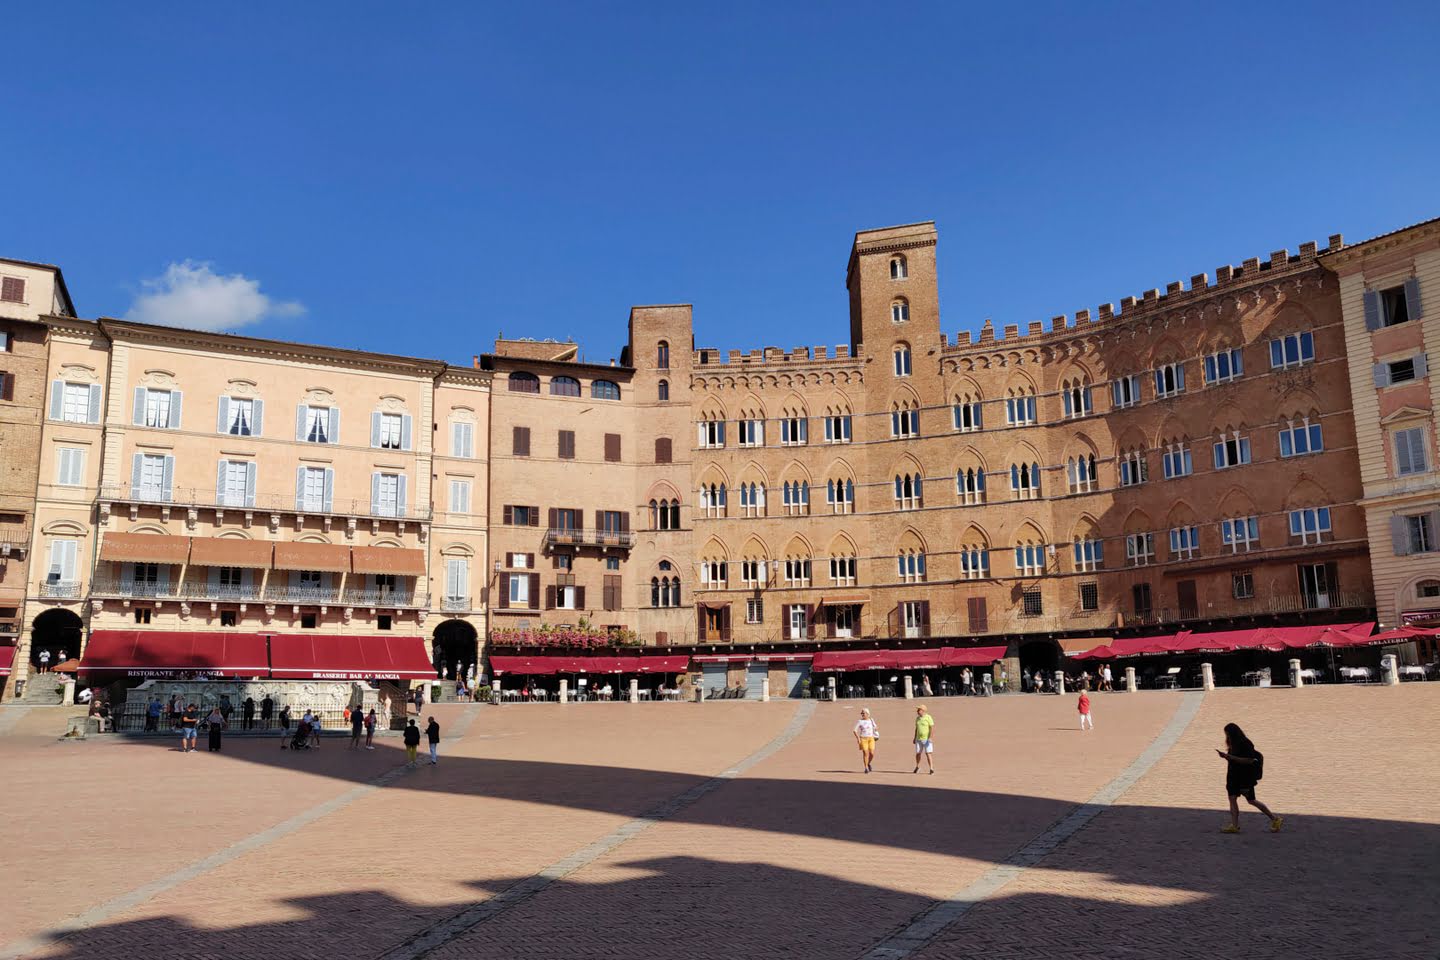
left=0, top=686, right=1435, bottom=959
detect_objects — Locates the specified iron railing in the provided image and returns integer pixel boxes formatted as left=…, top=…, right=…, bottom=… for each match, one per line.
left=543, top=527, right=634, bottom=549
left=98, top=484, right=433, bottom=521
left=39, top=581, right=80, bottom=598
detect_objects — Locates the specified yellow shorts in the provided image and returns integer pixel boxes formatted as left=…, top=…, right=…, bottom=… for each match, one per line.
left=858, top=737, right=875, bottom=751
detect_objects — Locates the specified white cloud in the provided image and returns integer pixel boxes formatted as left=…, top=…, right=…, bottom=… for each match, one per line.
left=125, top=261, right=305, bottom=332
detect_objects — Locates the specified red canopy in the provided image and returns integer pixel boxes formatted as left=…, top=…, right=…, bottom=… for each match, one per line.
left=1110, top=633, right=1189, bottom=657
left=1358, top=625, right=1439, bottom=644
left=811, top=650, right=895, bottom=671
left=491, top=654, right=691, bottom=675
left=889, top=649, right=947, bottom=670
left=268, top=634, right=434, bottom=680
left=0, top=646, right=15, bottom=677
left=940, top=645, right=1008, bottom=667
left=636, top=655, right=691, bottom=673
left=490, top=655, right=557, bottom=676
left=79, top=631, right=270, bottom=678
left=1071, top=644, right=1117, bottom=660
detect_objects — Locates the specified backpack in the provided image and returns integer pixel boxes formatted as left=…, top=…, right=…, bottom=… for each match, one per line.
left=1252, top=750, right=1265, bottom=782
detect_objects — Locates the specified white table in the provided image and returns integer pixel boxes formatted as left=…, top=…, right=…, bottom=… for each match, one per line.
left=1399, top=665, right=1429, bottom=680
left=1339, top=666, right=1373, bottom=682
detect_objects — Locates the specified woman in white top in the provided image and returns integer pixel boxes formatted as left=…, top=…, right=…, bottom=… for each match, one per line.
left=853, top=708, right=879, bottom=774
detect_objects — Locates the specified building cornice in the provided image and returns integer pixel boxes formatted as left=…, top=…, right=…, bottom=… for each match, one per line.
left=1320, top=218, right=1440, bottom=270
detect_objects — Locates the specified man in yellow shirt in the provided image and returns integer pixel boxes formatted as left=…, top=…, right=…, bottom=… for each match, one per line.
left=913, top=705, right=935, bottom=775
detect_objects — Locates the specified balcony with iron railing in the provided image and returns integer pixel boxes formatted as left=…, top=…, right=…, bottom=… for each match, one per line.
left=98, top=484, right=433, bottom=522
left=91, top=575, right=174, bottom=599
left=542, top=527, right=634, bottom=549
left=343, top=586, right=428, bottom=608
left=38, top=581, right=81, bottom=599
left=440, top=596, right=472, bottom=612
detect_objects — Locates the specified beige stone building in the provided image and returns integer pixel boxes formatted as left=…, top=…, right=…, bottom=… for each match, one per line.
left=0, top=258, right=75, bottom=695
left=1325, top=217, right=1440, bottom=660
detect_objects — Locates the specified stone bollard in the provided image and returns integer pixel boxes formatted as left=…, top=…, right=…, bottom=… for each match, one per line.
left=828, top=676, right=837, bottom=702
left=492, top=679, right=501, bottom=703
left=63, top=679, right=76, bottom=705
left=559, top=679, right=569, bottom=704
left=1125, top=666, right=1137, bottom=692
left=903, top=676, right=914, bottom=699
left=1201, top=662, right=1215, bottom=691
left=1381, top=653, right=1399, bottom=686
left=695, top=682, right=704, bottom=703
left=629, top=678, right=638, bottom=703
left=761, top=678, right=770, bottom=702
left=1289, top=658, right=1303, bottom=688
left=1054, top=670, right=1065, bottom=695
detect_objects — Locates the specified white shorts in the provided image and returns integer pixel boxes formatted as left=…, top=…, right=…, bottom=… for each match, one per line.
left=914, top=739, right=933, bottom=754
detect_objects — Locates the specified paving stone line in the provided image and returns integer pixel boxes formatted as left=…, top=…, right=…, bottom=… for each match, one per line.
left=377, top=700, right=819, bottom=960
left=0, top=707, right=485, bottom=960
left=860, top=691, right=1206, bottom=960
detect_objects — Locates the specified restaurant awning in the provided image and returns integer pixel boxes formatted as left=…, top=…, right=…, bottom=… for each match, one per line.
left=1071, top=644, right=1118, bottom=660
left=273, top=541, right=352, bottom=573
left=1358, top=625, right=1439, bottom=644
left=98, top=533, right=190, bottom=565
left=691, top=654, right=753, bottom=662
left=189, top=537, right=274, bottom=570
left=79, top=630, right=269, bottom=678
left=490, top=654, right=557, bottom=676
left=1059, top=636, right=1110, bottom=654
left=1267, top=622, right=1376, bottom=649
left=351, top=546, right=426, bottom=577
left=889, top=648, right=946, bottom=670
left=941, top=645, right=1008, bottom=667
left=1111, top=633, right=1192, bottom=657
left=812, top=650, right=894, bottom=671
left=816, top=594, right=869, bottom=608
left=636, top=655, right=691, bottom=672
left=268, top=634, right=433, bottom=680
left=753, top=652, right=815, bottom=662
left=0, top=646, right=15, bottom=677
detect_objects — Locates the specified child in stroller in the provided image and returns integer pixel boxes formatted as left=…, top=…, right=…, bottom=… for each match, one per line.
left=283, top=718, right=313, bottom=750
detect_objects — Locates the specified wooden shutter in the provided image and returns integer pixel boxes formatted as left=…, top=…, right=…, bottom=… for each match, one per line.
left=967, top=597, right=988, bottom=633
left=806, top=604, right=818, bottom=639
left=528, top=507, right=539, bottom=527
left=545, top=585, right=556, bottom=609
left=1404, top=277, right=1423, bottom=321
left=697, top=608, right=707, bottom=641
left=503, top=505, right=513, bottom=525
left=604, top=433, right=620, bottom=462
left=0, top=372, right=11, bottom=402
left=498, top=572, right=511, bottom=608
left=1325, top=562, right=1339, bottom=594
left=528, top=573, right=539, bottom=608
left=825, top=607, right=837, bottom=638
left=1374, top=364, right=1389, bottom=388
left=1416, top=353, right=1429, bottom=380
left=575, top=585, right=586, bottom=609
left=919, top=601, right=931, bottom=637
left=655, top=437, right=671, bottom=463
left=719, top=606, right=730, bottom=641
left=547, top=508, right=557, bottom=531
left=1363, top=289, right=1382, bottom=330
left=604, top=575, right=620, bottom=611
left=559, top=430, right=574, bottom=459
left=620, top=510, right=630, bottom=532
left=1177, top=580, right=1198, bottom=615
left=513, top=426, right=530, bottom=456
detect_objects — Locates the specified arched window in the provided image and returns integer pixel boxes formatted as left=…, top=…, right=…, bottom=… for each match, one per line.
left=897, top=548, right=927, bottom=583
left=782, top=479, right=810, bottom=516
left=959, top=542, right=989, bottom=579
left=700, top=483, right=727, bottom=518
left=651, top=498, right=681, bottom=530
left=1073, top=536, right=1103, bottom=572
left=1010, top=461, right=1042, bottom=499
left=738, top=481, right=766, bottom=518
left=1005, top=387, right=1037, bottom=425
left=891, top=298, right=910, bottom=323
left=651, top=576, right=681, bottom=607
left=1062, top=378, right=1092, bottom=418
left=591, top=379, right=621, bottom=401
left=890, top=255, right=907, bottom=280
left=657, top=379, right=669, bottom=402
left=891, top=400, right=919, bottom=437
left=893, top=343, right=912, bottom=375
left=1119, top=447, right=1148, bottom=487
left=893, top=472, right=923, bottom=510
left=1067, top=455, right=1098, bottom=493
left=549, top=375, right=581, bottom=397
left=953, top=393, right=982, bottom=432
left=507, top=371, right=540, bottom=393
left=957, top=467, right=986, bottom=504
left=826, top=477, right=855, bottom=514
left=657, top=341, right=670, bottom=369
left=699, top=558, right=729, bottom=589
left=1014, top=541, right=1045, bottom=576
left=1418, top=580, right=1440, bottom=599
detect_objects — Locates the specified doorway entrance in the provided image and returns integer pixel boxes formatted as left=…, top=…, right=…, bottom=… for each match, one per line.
left=1018, top=638, right=1061, bottom=688
left=432, top=619, right=478, bottom=682
left=29, top=609, right=83, bottom=673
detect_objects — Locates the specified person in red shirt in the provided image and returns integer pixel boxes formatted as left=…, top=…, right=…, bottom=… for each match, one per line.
left=1077, top=690, right=1093, bottom=731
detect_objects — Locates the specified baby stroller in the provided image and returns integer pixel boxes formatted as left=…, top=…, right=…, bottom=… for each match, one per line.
left=283, top=720, right=313, bottom=750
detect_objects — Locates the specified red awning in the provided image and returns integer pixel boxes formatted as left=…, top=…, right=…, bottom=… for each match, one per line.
left=1111, top=633, right=1191, bottom=657
left=1071, top=644, right=1117, bottom=660
left=890, top=648, right=946, bottom=670
left=636, top=655, right=691, bottom=672
left=812, top=650, right=892, bottom=671
left=1264, top=622, right=1375, bottom=649
left=490, top=655, right=557, bottom=676
left=0, top=646, right=15, bottom=677
left=941, top=645, right=1008, bottom=667
left=268, top=634, right=433, bottom=680
left=79, top=631, right=269, bottom=678
left=691, top=654, right=753, bottom=663
left=1358, top=625, right=1439, bottom=644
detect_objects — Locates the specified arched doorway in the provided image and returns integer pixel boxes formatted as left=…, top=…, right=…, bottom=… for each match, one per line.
left=1018, top=638, right=1061, bottom=689
left=432, top=620, right=478, bottom=682
left=30, top=609, right=83, bottom=672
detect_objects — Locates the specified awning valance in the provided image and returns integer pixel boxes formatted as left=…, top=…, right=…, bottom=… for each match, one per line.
left=351, top=546, right=426, bottom=577
left=189, top=537, right=274, bottom=570
left=98, top=533, right=190, bottom=565
left=269, top=634, right=433, bottom=680
left=79, top=630, right=269, bottom=678
left=490, top=654, right=690, bottom=675
left=817, top=594, right=869, bottom=608
left=273, top=541, right=352, bottom=573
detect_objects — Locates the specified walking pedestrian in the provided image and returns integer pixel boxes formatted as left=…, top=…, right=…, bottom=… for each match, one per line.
left=145, top=696, right=162, bottom=732
left=179, top=703, right=199, bottom=753
left=243, top=696, right=256, bottom=731
left=278, top=704, right=292, bottom=741
left=260, top=694, right=274, bottom=730
left=308, top=710, right=323, bottom=748
left=168, top=694, right=181, bottom=730
left=920, top=674, right=933, bottom=697
left=350, top=706, right=364, bottom=749
left=206, top=705, right=226, bottom=751
left=403, top=719, right=421, bottom=766
left=364, top=708, right=377, bottom=749
left=219, top=694, right=233, bottom=724
left=1078, top=689, right=1093, bottom=731
left=1217, top=723, right=1282, bottom=834
left=413, top=685, right=426, bottom=716
left=912, top=705, right=935, bottom=775
left=426, top=716, right=440, bottom=764
left=1101, top=664, right=1113, bottom=692
left=853, top=708, right=878, bottom=774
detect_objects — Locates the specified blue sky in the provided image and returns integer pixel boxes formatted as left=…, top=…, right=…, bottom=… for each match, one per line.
left=4, top=2, right=1438, bottom=364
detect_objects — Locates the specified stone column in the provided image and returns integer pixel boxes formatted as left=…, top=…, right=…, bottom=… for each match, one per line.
left=1201, top=662, right=1215, bottom=691
left=1381, top=653, right=1400, bottom=686
left=1125, top=666, right=1137, bottom=692
left=559, top=679, right=569, bottom=704
left=903, top=676, right=914, bottom=699
left=1289, top=658, right=1303, bottom=688
left=628, top=678, right=638, bottom=703
left=1053, top=670, right=1065, bottom=695
left=761, top=678, right=770, bottom=702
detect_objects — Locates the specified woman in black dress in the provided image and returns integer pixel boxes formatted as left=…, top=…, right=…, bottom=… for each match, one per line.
left=1217, top=722, right=1282, bottom=833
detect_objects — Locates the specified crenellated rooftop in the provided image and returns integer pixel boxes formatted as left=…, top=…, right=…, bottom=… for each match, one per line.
left=690, top=344, right=862, bottom=368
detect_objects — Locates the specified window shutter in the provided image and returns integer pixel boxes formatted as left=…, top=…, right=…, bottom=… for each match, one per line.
left=371, top=473, right=381, bottom=515
left=1430, top=511, right=1440, bottom=549
left=1404, top=277, right=1422, bottom=321
left=246, top=462, right=257, bottom=507
left=88, top=384, right=102, bottom=423
left=503, top=505, right=513, bottom=525
left=131, top=453, right=143, bottom=489
left=717, top=421, right=725, bottom=445
left=1374, top=364, right=1389, bottom=388
left=575, top=585, right=586, bottom=609
left=49, top=380, right=62, bottom=420
left=323, top=468, right=334, bottom=511
left=252, top=399, right=264, bottom=436
left=327, top=407, right=340, bottom=443
left=548, top=508, right=557, bottom=531
left=498, top=572, right=510, bottom=608
left=528, top=573, right=540, bottom=609
left=545, top=585, right=556, bottom=609
left=295, top=467, right=306, bottom=509
left=1416, top=353, right=1429, bottom=380
left=1363, top=289, right=1382, bottom=330
left=133, top=387, right=146, bottom=425
left=170, top=390, right=183, bottom=429
left=1175, top=365, right=1185, bottom=391
left=296, top=404, right=307, bottom=441
left=529, top=507, right=539, bottom=527
left=1395, top=432, right=1414, bottom=476
left=162, top=454, right=175, bottom=499
left=217, top=396, right=230, bottom=434
left=216, top=461, right=227, bottom=501
left=0, top=372, right=9, bottom=402
left=401, top=414, right=413, bottom=450
left=396, top=475, right=407, bottom=517
left=920, top=600, right=931, bottom=635
left=605, top=433, right=620, bottom=462
left=799, top=418, right=808, bottom=442
left=656, top=437, right=671, bottom=463
left=621, top=510, right=629, bottom=532
left=371, top=412, right=382, bottom=447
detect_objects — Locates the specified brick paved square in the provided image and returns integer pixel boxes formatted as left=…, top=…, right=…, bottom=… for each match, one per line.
left=1, top=687, right=1436, bottom=960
